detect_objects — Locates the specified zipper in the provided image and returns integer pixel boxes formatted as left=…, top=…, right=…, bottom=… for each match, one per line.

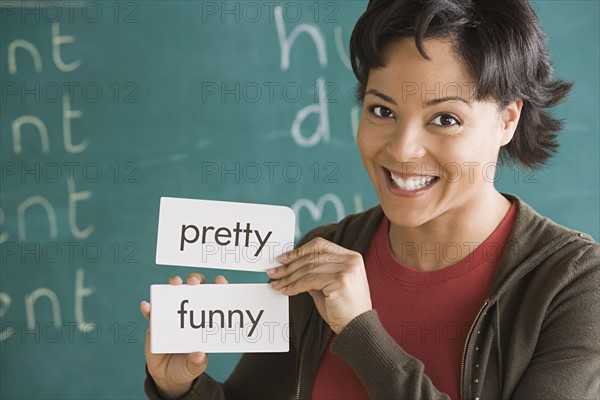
left=295, top=340, right=304, bottom=400
left=460, top=300, right=489, bottom=399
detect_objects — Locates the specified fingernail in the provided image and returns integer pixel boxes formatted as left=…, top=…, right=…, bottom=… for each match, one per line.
left=276, top=253, right=287, bottom=262
left=269, top=280, right=279, bottom=287
left=189, top=276, right=199, bottom=284
left=190, top=352, right=206, bottom=364
left=267, top=268, right=276, bottom=275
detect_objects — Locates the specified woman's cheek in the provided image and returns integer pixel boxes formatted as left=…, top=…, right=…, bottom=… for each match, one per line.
left=356, top=126, right=379, bottom=160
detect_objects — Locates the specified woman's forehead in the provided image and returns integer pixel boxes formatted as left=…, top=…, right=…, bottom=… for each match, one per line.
left=370, top=38, right=476, bottom=101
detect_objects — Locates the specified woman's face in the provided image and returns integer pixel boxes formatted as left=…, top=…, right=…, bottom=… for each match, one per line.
left=357, top=38, right=520, bottom=229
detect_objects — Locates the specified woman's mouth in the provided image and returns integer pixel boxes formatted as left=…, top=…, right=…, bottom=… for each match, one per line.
left=383, top=167, right=439, bottom=195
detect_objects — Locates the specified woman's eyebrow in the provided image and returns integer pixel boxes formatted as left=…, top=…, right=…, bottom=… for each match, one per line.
left=424, top=96, right=472, bottom=108
left=365, top=89, right=398, bottom=105
left=366, top=89, right=472, bottom=109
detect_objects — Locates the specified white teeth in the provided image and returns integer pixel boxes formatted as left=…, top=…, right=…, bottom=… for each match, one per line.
left=390, top=171, right=436, bottom=191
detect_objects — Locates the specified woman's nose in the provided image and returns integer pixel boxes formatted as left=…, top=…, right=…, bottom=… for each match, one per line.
left=386, top=123, right=427, bottom=161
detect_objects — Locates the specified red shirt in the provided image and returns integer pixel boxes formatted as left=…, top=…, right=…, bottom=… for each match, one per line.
left=312, top=203, right=516, bottom=399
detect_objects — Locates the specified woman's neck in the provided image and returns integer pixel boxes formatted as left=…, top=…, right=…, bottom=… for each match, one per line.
left=388, top=191, right=512, bottom=272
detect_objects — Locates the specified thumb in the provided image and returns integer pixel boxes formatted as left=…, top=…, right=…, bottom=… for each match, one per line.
left=184, top=351, right=208, bottom=378
left=140, top=301, right=151, bottom=321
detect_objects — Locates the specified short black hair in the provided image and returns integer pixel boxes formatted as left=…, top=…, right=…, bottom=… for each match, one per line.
left=349, top=0, right=573, bottom=169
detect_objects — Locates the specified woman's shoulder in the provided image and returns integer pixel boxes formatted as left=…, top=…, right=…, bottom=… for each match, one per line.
left=494, top=193, right=599, bottom=294
left=506, top=193, right=597, bottom=246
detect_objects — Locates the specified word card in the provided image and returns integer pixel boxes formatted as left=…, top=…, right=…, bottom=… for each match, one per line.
left=150, top=284, right=289, bottom=353
left=156, top=198, right=296, bottom=271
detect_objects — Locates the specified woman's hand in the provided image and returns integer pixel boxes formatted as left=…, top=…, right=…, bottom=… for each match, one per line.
left=268, top=237, right=372, bottom=334
left=140, top=273, right=229, bottom=400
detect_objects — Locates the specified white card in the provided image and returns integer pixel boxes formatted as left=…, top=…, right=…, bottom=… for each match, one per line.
left=156, top=197, right=296, bottom=271
left=150, top=284, right=289, bottom=353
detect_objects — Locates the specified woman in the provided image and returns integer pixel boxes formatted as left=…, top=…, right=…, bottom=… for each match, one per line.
left=141, top=0, right=599, bottom=398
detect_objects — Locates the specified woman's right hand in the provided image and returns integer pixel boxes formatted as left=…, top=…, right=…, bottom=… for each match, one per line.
left=140, top=273, right=229, bottom=399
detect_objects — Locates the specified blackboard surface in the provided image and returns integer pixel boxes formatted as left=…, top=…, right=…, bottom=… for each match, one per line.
left=1, top=1, right=598, bottom=399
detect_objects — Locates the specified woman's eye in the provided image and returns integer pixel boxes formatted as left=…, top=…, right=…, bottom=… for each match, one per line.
left=430, top=114, right=461, bottom=127
left=370, top=105, right=394, bottom=119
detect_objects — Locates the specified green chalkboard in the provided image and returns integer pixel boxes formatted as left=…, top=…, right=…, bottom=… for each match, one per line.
left=1, top=1, right=598, bottom=399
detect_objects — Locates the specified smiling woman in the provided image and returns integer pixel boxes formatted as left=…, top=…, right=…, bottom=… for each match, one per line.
left=142, top=0, right=600, bottom=399
left=357, top=38, right=522, bottom=271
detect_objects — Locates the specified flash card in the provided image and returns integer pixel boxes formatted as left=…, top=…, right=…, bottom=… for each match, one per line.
left=156, top=197, right=296, bottom=271
left=150, top=284, right=289, bottom=353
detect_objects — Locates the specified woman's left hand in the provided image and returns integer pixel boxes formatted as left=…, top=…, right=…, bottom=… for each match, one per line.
left=268, top=237, right=372, bottom=334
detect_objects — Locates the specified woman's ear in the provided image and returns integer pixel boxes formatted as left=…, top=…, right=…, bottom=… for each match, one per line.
left=499, top=99, right=523, bottom=146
